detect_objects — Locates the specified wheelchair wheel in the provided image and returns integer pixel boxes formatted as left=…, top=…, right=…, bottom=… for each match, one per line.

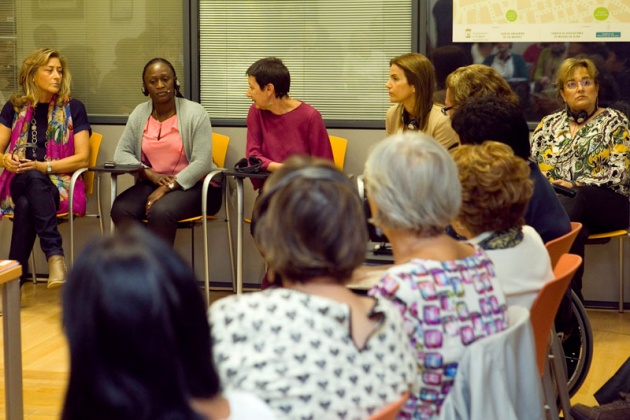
left=560, top=290, right=593, bottom=396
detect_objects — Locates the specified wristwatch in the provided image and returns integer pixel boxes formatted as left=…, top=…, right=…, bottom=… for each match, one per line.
left=168, top=182, right=175, bottom=191
left=46, top=161, right=52, bottom=174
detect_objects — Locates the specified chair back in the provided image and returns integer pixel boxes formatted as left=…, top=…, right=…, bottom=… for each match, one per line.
left=545, top=222, right=582, bottom=269
left=366, top=392, right=409, bottom=420
left=529, top=253, right=582, bottom=376
left=84, top=132, right=103, bottom=196
left=329, top=135, right=348, bottom=170
left=212, top=133, right=230, bottom=168
left=440, top=306, right=544, bottom=419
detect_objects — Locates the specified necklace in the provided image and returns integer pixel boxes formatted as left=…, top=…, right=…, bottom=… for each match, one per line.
left=30, top=116, right=38, bottom=159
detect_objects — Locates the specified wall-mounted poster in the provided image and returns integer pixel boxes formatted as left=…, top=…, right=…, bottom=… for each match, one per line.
left=453, top=0, right=630, bottom=42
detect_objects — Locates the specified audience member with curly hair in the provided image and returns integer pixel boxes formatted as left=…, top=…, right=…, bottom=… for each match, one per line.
left=443, top=64, right=519, bottom=117
left=451, top=141, right=554, bottom=309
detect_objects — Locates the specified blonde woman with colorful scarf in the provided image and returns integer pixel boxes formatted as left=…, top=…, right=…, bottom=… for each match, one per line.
left=0, top=48, right=91, bottom=288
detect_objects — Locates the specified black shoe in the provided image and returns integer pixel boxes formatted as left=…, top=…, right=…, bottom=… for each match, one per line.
left=570, top=393, right=630, bottom=419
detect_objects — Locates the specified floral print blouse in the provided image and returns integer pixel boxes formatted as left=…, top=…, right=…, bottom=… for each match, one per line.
left=530, top=108, right=630, bottom=197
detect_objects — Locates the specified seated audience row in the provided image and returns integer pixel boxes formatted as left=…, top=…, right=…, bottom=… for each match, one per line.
left=65, top=135, right=545, bottom=418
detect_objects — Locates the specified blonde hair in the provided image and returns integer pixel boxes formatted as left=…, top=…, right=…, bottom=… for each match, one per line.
left=12, top=48, right=72, bottom=108
left=555, top=57, right=599, bottom=96
left=389, top=53, right=435, bottom=131
left=451, top=141, right=533, bottom=237
left=445, top=64, right=519, bottom=108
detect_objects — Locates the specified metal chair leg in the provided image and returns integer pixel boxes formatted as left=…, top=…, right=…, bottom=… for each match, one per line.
left=550, top=330, right=572, bottom=419
left=619, top=236, right=624, bottom=313
left=29, top=252, right=38, bottom=284
left=223, top=182, right=236, bottom=291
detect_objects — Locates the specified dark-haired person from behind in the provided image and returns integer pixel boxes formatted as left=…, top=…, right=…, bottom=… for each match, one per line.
left=531, top=57, right=630, bottom=301
left=62, top=227, right=276, bottom=420
left=450, top=95, right=571, bottom=243
left=210, top=156, right=415, bottom=419
left=111, top=57, right=222, bottom=245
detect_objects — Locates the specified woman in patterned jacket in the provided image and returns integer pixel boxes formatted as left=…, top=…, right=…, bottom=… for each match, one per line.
left=530, top=57, right=630, bottom=301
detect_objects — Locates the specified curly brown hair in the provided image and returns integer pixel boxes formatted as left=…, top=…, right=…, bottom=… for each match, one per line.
left=451, top=141, right=533, bottom=236
left=445, top=64, right=519, bottom=109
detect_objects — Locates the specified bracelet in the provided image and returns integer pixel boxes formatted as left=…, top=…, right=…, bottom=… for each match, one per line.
left=2, top=154, right=8, bottom=168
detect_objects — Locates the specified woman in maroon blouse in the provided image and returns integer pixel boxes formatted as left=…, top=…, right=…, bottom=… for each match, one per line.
left=245, top=57, right=333, bottom=189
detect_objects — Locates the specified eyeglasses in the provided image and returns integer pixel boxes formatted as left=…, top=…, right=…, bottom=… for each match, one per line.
left=441, top=105, right=454, bottom=116
left=565, top=80, right=594, bottom=90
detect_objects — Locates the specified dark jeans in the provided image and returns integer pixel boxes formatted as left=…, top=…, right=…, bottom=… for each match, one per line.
left=8, top=170, right=62, bottom=285
left=558, top=185, right=629, bottom=300
left=110, top=180, right=222, bottom=246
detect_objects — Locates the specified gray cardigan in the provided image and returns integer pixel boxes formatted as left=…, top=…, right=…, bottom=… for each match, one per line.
left=113, top=97, right=215, bottom=190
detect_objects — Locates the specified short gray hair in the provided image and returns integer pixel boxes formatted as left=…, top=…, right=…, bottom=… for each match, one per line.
left=364, top=133, right=461, bottom=233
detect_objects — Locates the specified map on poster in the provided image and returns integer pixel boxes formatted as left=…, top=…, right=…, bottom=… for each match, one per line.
left=453, top=0, right=630, bottom=42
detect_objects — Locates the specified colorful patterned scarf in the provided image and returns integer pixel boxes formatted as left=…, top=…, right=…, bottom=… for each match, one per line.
left=0, top=96, right=86, bottom=218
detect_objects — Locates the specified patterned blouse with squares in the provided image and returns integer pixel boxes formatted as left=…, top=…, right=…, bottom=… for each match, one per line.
left=210, top=288, right=417, bottom=420
left=369, top=246, right=509, bottom=419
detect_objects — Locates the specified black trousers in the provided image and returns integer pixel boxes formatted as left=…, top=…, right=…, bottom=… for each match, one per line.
left=8, top=170, right=62, bottom=285
left=595, top=356, right=630, bottom=404
left=110, top=180, right=222, bottom=246
left=558, top=185, right=629, bottom=300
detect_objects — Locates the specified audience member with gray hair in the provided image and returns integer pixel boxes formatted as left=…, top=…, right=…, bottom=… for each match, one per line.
left=365, top=133, right=508, bottom=418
